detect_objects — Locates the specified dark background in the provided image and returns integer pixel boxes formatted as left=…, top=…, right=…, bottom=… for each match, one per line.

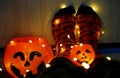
left=0, top=0, right=120, bottom=77
left=0, top=0, right=120, bottom=47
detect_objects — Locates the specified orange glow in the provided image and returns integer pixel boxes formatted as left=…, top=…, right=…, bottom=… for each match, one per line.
left=60, top=3, right=67, bottom=9
left=69, top=44, right=95, bottom=67
left=60, top=47, right=66, bottom=53
left=3, top=37, right=54, bottom=78
left=74, top=24, right=80, bottom=36
left=10, top=40, right=15, bottom=45
left=89, top=2, right=100, bottom=13
left=74, top=24, right=80, bottom=43
left=75, top=24, right=79, bottom=29
left=54, top=19, right=60, bottom=25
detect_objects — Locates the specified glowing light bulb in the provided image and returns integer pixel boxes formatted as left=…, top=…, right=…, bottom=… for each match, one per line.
left=10, top=41, right=15, bottom=45
left=75, top=24, right=79, bottom=29
left=23, top=74, right=26, bottom=77
left=0, top=67, right=2, bottom=71
left=60, top=3, right=67, bottom=9
left=54, top=19, right=60, bottom=25
left=73, top=57, right=77, bottom=61
left=42, top=44, right=45, bottom=47
left=67, top=34, right=70, bottom=39
left=80, top=43, right=83, bottom=47
left=53, top=47, right=56, bottom=50
left=60, top=47, right=66, bottom=53
left=46, top=64, right=51, bottom=68
left=101, top=31, right=105, bottom=34
left=60, top=44, right=62, bottom=47
left=26, top=69, right=30, bottom=72
left=70, top=46, right=73, bottom=48
left=39, top=38, right=41, bottom=41
left=82, top=62, right=90, bottom=69
left=74, top=24, right=80, bottom=37
left=29, top=40, right=32, bottom=43
left=106, top=56, right=111, bottom=61
left=89, top=3, right=100, bottom=13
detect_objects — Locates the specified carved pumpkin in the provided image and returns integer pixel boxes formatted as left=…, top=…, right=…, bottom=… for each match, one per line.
left=69, top=43, right=95, bottom=68
left=3, top=37, right=54, bottom=78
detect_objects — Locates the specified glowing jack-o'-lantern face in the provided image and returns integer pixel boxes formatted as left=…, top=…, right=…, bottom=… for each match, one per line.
left=3, top=37, right=54, bottom=78
left=69, top=43, right=95, bottom=68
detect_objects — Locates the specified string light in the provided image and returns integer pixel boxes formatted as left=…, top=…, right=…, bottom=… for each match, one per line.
left=53, top=47, right=56, bottom=50
left=82, top=62, right=90, bottom=69
left=101, top=30, right=105, bottom=34
left=60, top=43, right=63, bottom=47
left=29, top=40, right=32, bottom=43
left=106, top=56, right=111, bottom=61
left=73, top=57, right=77, bottom=61
left=10, top=40, right=15, bottom=45
left=89, top=2, right=100, bottom=13
left=54, top=19, right=60, bottom=25
left=46, top=64, right=51, bottom=68
left=80, top=43, right=83, bottom=47
left=42, top=44, right=46, bottom=47
left=0, top=67, right=2, bottom=71
left=70, top=45, right=73, bottom=48
left=23, top=74, right=26, bottom=78
left=60, top=3, right=67, bottom=9
left=60, top=47, right=66, bottom=53
left=67, top=34, right=70, bottom=39
left=26, top=69, right=30, bottom=72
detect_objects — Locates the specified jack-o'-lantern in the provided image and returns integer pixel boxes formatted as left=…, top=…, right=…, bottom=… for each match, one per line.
left=3, top=37, right=54, bottom=78
left=69, top=43, right=95, bottom=69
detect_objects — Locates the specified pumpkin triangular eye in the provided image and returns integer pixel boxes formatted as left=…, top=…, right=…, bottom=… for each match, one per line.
left=30, top=51, right=41, bottom=61
left=86, top=49, right=90, bottom=53
left=13, top=52, right=25, bottom=61
left=76, top=50, right=81, bottom=54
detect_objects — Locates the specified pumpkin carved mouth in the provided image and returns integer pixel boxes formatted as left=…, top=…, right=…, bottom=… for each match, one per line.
left=10, top=61, right=45, bottom=77
left=11, top=64, right=30, bottom=77
left=77, top=57, right=92, bottom=64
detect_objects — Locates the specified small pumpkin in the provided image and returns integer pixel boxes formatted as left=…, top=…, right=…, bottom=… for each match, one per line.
left=3, top=37, right=54, bottom=78
left=69, top=43, right=95, bottom=68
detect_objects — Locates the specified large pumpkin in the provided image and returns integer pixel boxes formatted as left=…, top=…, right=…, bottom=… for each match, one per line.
left=69, top=43, right=95, bottom=68
left=3, top=37, right=54, bottom=78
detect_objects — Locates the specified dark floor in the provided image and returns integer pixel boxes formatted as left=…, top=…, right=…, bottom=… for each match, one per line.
left=0, top=43, right=120, bottom=78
